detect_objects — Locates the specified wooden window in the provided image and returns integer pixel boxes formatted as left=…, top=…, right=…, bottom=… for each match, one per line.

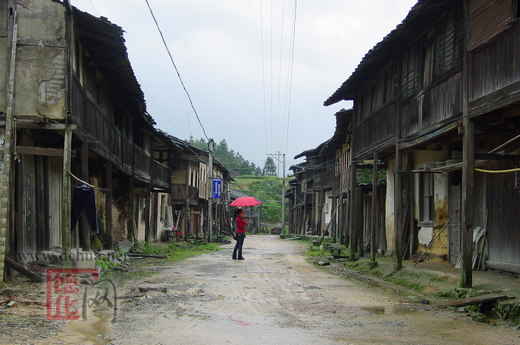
left=402, top=45, right=421, bottom=99
left=419, top=173, right=435, bottom=226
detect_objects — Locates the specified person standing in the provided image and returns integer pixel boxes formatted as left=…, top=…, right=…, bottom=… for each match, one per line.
left=232, top=209, right=247, bottom=260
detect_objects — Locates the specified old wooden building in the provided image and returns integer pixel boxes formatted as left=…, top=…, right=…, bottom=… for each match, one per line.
left=0, top=0, right=230, bottom=280
left=325, top=0, right=520, bottom=285
left=289, top=109, right=355, bottom=245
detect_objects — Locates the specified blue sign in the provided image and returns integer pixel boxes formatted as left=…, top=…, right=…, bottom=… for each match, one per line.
left=213, top=178, right=221, bottom=199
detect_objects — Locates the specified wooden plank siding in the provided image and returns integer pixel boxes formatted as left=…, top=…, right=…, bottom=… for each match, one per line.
left=485, top=161, right=520, bottom=266
left=402, top=72, right=463, bottom=138
left=470, top=27, right=520, bottom=103
left=70, top=76, right=85, bottom=131
left=354, top=104, right=397, bottom=158
left=468, top=0, right=512, bottom=51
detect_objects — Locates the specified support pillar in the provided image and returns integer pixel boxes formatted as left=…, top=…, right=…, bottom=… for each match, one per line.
left=61, top=126, right=73, bottom=268
left=370, top=152, right=379, bottom=267
left=349, top=162, right=358, bottom=260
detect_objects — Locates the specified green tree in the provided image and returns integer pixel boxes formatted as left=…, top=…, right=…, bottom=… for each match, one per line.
left=187, top=137, right=260, bottom=176
left=263, top=157, right=277, bottom=176
left=188, top=136, right=207, bottom=150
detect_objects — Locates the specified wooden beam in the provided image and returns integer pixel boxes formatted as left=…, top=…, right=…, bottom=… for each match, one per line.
left=17, top=37, right=66, bottom=48
left=460, top=0, right=474, bottom=288
left=4, top=257, right=43, bottom=282
left=4, top=122, right=76, bottom=130
left=436, top=293, right=509, bottom=308
left=61, top=126, right=73, bottom=268
left=371, top=152, right=379, bottom=263
left=486, top=261, right=520, bottom=275
left=16, top=146, right=76, bottom=157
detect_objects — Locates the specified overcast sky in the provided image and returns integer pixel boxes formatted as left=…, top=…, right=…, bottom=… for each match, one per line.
left=71, top=0, right=417, bottom=174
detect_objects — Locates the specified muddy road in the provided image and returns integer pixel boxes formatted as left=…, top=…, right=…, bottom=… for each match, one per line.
left=45, top=235, right=518, bottom=344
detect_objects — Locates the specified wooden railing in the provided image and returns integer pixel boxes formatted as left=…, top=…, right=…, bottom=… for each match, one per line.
left=152, top=161, right=171, bottom=189
left=171, top=184, right=199, bottom=205
left=314, top=169, right=334, bottom=190
left=134, top=145, right=151, bottom=181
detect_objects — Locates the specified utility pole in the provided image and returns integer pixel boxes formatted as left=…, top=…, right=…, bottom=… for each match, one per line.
left=208, top=139, right=214, bottom=243
left=267, top=152, right=286, bottom=237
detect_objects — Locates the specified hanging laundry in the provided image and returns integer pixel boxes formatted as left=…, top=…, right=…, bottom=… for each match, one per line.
left=71, top=185, right=99, bottom=235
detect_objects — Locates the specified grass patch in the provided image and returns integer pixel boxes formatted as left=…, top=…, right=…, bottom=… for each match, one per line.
left=136, top=240, right=221, bottom=262
left=306, top=244, right=328, bottom=259
left=164, top=242, right=220, bottom=262
left=383, top=271, right=425, bottom=292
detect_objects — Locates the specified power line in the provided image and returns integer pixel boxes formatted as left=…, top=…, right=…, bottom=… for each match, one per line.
left=285, top=0, right=298, bottom=154
left=144, top=0, right=209, bottom=141
left=260, top=0, right=268, bottom=156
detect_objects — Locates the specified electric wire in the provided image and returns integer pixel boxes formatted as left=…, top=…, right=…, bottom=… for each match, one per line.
left=270, top=0, right=274, bottom=154
left=140, top=82, right=185, bottom=138
left=88, top=0, right=99, bottom=15
left=284, top=0, right=297, bottom=154
left=260, top=0, right=268, bottom=156
left=275, top=0, right=286, bottom=154
left=144, top=0, right=209, bottom=141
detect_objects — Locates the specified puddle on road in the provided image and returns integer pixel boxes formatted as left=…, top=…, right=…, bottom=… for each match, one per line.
left=41, top=310, right=113, bottom=345
left=361, top=306, right=418, bottom=315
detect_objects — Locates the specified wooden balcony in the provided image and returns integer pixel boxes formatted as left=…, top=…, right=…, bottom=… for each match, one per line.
left=314, top=169, right=334, bottom=190
left=354, top=103, right=397, bottom=159
left=172, top=184, right=199, bottom=206
left=152, top=161, right=170, bottom=190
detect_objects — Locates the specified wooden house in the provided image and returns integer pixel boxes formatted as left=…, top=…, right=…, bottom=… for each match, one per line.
left=167, top=135, right=231, bottom=241
left=289, top=109, right=353, bottom=244
left=0, top=1, right=232, bottom=280
left=325, top=0, right=520, bottom=284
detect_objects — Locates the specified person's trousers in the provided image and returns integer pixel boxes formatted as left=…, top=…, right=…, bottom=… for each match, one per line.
left=233, top=233, right=245, bottom=259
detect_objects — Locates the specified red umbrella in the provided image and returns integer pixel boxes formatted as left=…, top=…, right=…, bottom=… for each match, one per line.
left=230, top=196, right=262, bottom=207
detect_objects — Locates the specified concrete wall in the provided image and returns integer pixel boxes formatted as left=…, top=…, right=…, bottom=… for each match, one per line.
left=14, top=1, right=67, bottom=119
left=385, top=158, right=396, bottom=252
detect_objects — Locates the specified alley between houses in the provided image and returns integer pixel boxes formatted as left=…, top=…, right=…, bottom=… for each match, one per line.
left=31, top=235, right=519, bottom=345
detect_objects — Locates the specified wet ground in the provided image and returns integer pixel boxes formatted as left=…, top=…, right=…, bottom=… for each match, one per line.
left=3, top=235, right=520, bottom=344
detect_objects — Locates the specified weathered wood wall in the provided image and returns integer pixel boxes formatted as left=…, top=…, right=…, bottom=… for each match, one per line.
left=354, top=104, right=397, bottom=158
left=402, top=72, right=462, bottom=138
left=485, top=161, right=520, bottom=267
left=471, top=27, right=520, bottom=102
left=468, top=0, right=512, bottom=51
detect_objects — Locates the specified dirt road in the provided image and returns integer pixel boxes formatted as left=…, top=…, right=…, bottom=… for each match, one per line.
left=45, top=235, right=519, bottom=344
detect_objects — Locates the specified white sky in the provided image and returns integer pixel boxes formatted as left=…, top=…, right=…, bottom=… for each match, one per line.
left=70, top=0, right=417, bottom=174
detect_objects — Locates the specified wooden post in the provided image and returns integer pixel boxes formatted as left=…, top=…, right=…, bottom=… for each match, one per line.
left=394, top=50, right=403, bottom=270
left=337, top=195, right=343, bottom=245
left=349, top=162, right=357, bottom=260
left=371, top=152, right=379, bottom=264
left=331, top=196, right=337, bottom=242
left=184, top=166, right=190, bottom=240
left=408, top=153, right=415, bottom=259
left=105, top=161, right=113, bottom=250
left=1, top=2, right=18, bottom=280
left=460, top=0, right=473, bottom=288
left=394, top=149, right=403, bottom=269
left=127, top=176, right=135, bottom=243
left=461, top=119, right=475, bottom=287
left=80, top=139, right=90, bottom=250
left=62, top=125, right=73, bottom=268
